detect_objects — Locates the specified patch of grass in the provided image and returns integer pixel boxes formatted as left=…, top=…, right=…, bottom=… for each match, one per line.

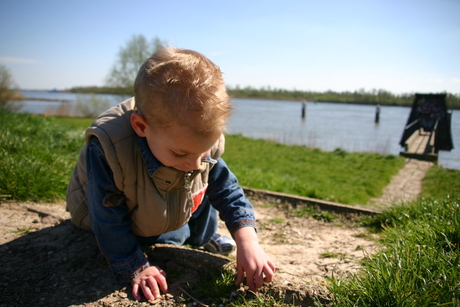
left=13, top=226, right=32, bottom=235
left=292, top=205, right=339, bottom=223
left=320, top=250, right=346, bottom=259
left=328, top=196, right=460, bottom=306
left=269, top=217, right=285, bottom=224
left=223, top=134, right=405, bottom=206
left=353, top=232, right=372, bottom=239
left=0, top=110, right=86, bottom=201
left=312, top=211, right=338, bottom=223
left=230, top=293, right=292, bottom=306
left=186, top=266, right=237, bottom=305
left=292, top=205, right=317, bottom=217
left=49, top=116, right=94, bottom=130
left=421, top=165, right=460, bottom=199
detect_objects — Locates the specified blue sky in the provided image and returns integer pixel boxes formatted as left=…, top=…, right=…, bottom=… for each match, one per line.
left=1, top=0, right=459, bottom=94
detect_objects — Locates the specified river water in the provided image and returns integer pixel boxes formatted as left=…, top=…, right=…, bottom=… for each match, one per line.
left=16, top=91, right=460, bottom=170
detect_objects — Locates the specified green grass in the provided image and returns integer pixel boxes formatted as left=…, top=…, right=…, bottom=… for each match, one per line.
left=184, top=266, right=238, bottom=305
left=223, top=134, right=405, bottom=205
left=49, top=116, right=94, bottom=130
left=329, top=195, right=460, bottom=306
left=13, top=226, right=32, bottom=235
left=0, top=109, right=86, bottom=201
left=421, top=166, right=460, bottom=199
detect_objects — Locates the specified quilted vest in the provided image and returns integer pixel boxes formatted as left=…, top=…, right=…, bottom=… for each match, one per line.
left=66, top=97, right=225, bottom=237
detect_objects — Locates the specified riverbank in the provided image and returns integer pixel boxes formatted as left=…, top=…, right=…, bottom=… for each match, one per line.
left=15, top=96, right=70, bottom=103
left=27, top=86, right=460, bottom=109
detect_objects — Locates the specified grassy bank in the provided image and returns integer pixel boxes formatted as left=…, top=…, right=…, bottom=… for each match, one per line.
left=329, top=195, right=460, bottom=306
left=327, top=163, right=460, bottom=306
left=1, top=110, right=405, bottom=206
left=223, top=134, right=405, bottom=205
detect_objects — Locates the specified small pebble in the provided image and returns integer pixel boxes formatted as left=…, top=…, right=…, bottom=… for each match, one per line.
left=118, top=292, right=127, bottom=298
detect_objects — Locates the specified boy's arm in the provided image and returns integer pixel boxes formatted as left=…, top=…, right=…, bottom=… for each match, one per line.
left=86, top=138, right=149, bottom=282
left=207, top=158, right=275, bottom=292
left=206, top=158, right=257, bottom=234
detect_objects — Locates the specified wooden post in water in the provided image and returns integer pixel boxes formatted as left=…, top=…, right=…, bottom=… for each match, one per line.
left=301, top=101, right=307, bottom=120
left=375, top=104, right=380, bottom=123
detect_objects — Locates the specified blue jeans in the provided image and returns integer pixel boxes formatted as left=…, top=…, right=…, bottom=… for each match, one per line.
left=135, top=196, right=217, bottom=247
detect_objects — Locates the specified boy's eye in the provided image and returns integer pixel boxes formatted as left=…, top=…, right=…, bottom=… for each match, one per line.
left=172, top=151, right=187, bottom=158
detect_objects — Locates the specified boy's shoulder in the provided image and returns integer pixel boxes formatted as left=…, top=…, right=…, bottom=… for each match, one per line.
left=86, top=98, right=136, bottom=144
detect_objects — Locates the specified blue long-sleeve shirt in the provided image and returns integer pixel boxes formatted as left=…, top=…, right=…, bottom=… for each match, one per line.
left=85, top=136, right=256, bottom=282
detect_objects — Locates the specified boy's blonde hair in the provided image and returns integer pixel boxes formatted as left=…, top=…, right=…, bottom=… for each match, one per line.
left=134, top=47, right=231, bottom=135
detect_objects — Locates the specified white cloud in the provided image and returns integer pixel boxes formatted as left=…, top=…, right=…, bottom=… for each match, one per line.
left=451, top=78, right=460, bottom=84
left=0, top=57, right=42, bottom=64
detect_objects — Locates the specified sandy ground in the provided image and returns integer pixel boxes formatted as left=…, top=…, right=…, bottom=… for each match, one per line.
left=0, top=158, right=430, bottom=306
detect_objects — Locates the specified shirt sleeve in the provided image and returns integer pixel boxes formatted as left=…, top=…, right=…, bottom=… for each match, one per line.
left=206, top=158, right=257, bottom=235
left=86, top=137, right=149, bottom=282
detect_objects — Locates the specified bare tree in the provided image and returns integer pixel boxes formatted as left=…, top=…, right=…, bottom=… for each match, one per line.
left=0, top=65, right=22, bottom=111
left=106, top=35, right=164, bottom=89
left=75, top=94, right=110, bottom=118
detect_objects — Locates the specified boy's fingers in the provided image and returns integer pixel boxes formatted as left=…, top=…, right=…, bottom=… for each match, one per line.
left=234, top=266, right=245, bottom=286
left=268, top=259, right=276, bottom=272
left=263, top=263, right=275, bottom=283
left=146, top=277, right=161, bottom=299
left=244, top=268, right=257, bottom=292
left=254, top=269, right=264, bottom=290
left=131, top=283, right=141, bottom=300
left=156, top=277, right=168, bottom=294
left=158, top=267, right=167, bottom=277
left=141, top=285, right=155, bottom=301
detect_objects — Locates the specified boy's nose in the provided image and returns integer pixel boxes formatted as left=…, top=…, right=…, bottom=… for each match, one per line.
left=183, top=156, right=202, bottom=171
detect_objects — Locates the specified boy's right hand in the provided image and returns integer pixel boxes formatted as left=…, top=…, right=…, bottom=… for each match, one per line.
left=131, top=266, right=168, bottom=301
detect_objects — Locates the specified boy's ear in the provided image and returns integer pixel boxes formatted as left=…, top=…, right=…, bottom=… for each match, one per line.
left=131, top=112, right=148, bottom=137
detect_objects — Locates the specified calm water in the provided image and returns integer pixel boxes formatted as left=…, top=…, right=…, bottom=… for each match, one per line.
left=17, top=91, right=460, bottom=170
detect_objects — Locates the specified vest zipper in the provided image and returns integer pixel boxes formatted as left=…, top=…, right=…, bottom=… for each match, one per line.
left=184, top=171, right=193, bottom=188
left=168, top=171, right=193, bottom=230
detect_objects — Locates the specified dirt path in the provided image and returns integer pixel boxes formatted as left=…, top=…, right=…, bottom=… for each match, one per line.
left=0, top=158, right=431, bottom=306
left=370, top=158, right=433, bottom=208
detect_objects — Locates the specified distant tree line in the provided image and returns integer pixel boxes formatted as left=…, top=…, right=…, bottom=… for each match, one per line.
left=68, top=85, right=460, bottom=109
left=226, top=85, right=460, bottom=109
left=69, top=86, right=134, bottom=96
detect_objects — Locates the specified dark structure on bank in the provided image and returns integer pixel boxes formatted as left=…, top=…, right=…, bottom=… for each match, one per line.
left=399, top=93, right=454, bottom=161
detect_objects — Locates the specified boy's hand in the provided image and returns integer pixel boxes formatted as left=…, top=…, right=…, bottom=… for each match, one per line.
left=131, top=266, right=168, bottom=301
left=234, top=227, right=276, bottom=292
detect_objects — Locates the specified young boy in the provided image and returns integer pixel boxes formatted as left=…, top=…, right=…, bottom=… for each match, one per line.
left=66, top=47, right=275, bottom=301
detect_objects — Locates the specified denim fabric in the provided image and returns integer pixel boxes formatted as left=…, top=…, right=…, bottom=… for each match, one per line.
left=85, top=136, right=256, bottom=282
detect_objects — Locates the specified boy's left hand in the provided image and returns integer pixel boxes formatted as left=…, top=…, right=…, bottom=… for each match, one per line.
left=131, top=265, right=168, bottom=300
left=234, top=227, right=276, bottom=292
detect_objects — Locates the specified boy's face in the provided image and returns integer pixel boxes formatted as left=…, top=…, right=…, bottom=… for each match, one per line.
left=131, top=112, right=220, bottom=172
